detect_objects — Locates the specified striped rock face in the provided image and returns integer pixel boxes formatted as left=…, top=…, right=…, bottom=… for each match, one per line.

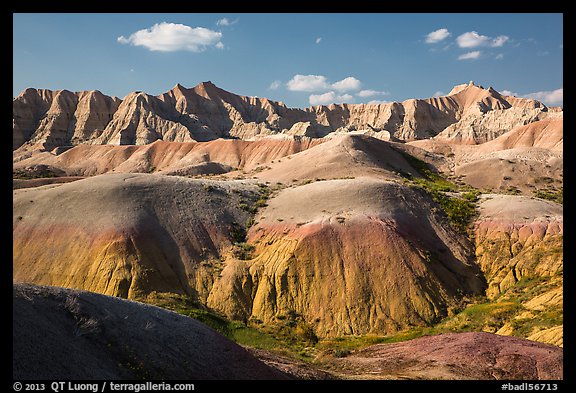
left=474, top=194, right=562, bottom=297
left=208, top=178, right=486, bottom=337
left=13, top=173, right=260, bottom=301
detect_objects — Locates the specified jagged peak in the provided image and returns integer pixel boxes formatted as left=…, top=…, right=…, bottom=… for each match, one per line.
left=448, top=81, right=484, bottom=96
left=192, top=80, right=221, bottom=98
left=172, top=83, right=186, bottom=91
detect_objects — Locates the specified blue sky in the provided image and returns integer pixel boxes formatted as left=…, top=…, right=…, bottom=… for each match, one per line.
left=13, top=13, right=563, bottom=107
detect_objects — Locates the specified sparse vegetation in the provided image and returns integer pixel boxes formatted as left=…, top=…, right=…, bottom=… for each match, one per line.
left=13, top=167, right=58, bottom=179
left=143, top=292, right=316, bottom=361
left=533, top=188, right=563, bottom=204
left=233, top=242, right=255, bottom=260
left=398, top=150, right=479, bottom=234
left=229, top=222, right=247, bottom=244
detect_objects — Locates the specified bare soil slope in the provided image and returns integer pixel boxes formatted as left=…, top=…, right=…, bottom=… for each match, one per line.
left=326, top=332, right=562, bottom=380
left=410, top=117, right=563, bottom=194
left=14, top=137, right=322, bottom=176
left=13, top=283, right=289, bottom=380
left=250, top=134, right=424, bottom=183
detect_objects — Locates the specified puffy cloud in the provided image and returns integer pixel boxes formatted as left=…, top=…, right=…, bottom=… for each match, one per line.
left=425, top=28, right=451, bottom=44
left=433, top=91, right=444, bottom=97
left=495, top=53, right=504, bottom=60
left=338, top=93, right=354, bottom=102
left=316, top=37, right=322, bottom=44
left=268, top=80, right=282, bottom=90
left=457, top=31, right=490, bottom=48
left=286, top=74, right=330, bottom=92
left=491, top=35, right=509, bottom=47
left=117, top=22, right=223, bottom=52
left=499, top=88, right=563, bottom=106
left=215, top=42, right=224, bottom=49
left=287, top=75, right=362, bottom=92
left=523, top=88, right=563, bottom=106
left=457, top=31, right=509, bottom=48
left=367, top=100, right=390, bottom=104
left=458, top=51, right=481, bottom=60
left=331, top=77, right=362, bottom=92
left=357, top=89, right=388, bottom=97
left=309, top=91, right=354, bottom=105
left=216, top=18, right=238, bottom=26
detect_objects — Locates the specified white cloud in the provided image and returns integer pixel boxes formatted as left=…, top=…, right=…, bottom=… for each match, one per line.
left=495, top=53, right=504, bottom=60
left=309, top=91, right=354, bottom=105
left=338, top=93, right=354, bottom=102
left=316, top=37, right=322, bottom=44
left=215, top=42, right=224, bottom=49
left=286, top=74, right=363, bottom=93
left=117, top=22, right=223, bottom=52
left=268, top=80, right=282, bottom=90
left=500, top=90, right=518, bottom=97
left=433, top=91, right=444, bottom=97
left=458, top=51, right=481, bottom=60
left=491, top=35, right=509, bottom=47
left=286, top=74, right=330, bottom=92
left=357, top=89, right=388, bottom=98
left=425, top=28, right=451, bottom=44
left=216, top=18, right=238, bottom=26
left=331, top=77, right=362, bottom=92
left=523, top=88, right=563, bottom=106
left=457, top=31, right=490, bottom=48
left=367, top=99, right=390, bottom=104
left=457, top=31, right=509, bottom=48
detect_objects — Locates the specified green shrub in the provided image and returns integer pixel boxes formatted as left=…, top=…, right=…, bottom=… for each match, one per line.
left=233, top=242, right=255, bottom=260
left=333, top=349, right=351, bottom=358
left=533, top=189, right=563, bottom=204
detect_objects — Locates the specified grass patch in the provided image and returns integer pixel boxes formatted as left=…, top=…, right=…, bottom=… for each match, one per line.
left=533, top=188, right=563, bottom=204
left=143, top=292, right=315, bottom=361
left=398, top=150, right=479, bottom=234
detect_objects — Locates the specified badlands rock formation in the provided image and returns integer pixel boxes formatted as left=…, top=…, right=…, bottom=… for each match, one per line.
left=249, top=134, right=429, bottom=183
left=209, top=177, right=485, bottom=336
left=13, top=88, right=121, bottom=150
left=472, top=195, right=563, bottom=346
left=12, top=170, right=485, bottom=337
left=326, top=332, right=562, bottom=380
left=14, top=137, right=322, bottom=176
left=13, top=283, right=289, bottom=380
left=410, top=116, right=563, bottom=194
left=13, top=174, right=261, bottom=300
left=474, top=195, right=563, bottom=295
left=12, top=80, right=563, bottom=379
left=13, top=81, right=555, bottom=153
